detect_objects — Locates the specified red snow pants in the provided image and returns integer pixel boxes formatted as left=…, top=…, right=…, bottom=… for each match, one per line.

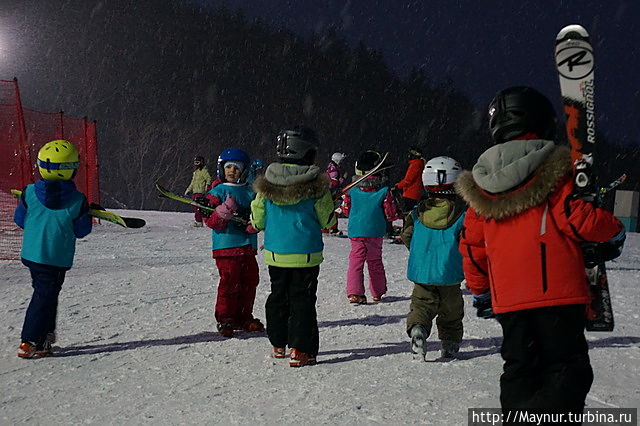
left=213, top=254, right=259, bottom=326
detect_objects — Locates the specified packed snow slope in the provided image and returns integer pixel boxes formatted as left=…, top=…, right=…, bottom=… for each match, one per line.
left=1, top=210, right=639, bottom=424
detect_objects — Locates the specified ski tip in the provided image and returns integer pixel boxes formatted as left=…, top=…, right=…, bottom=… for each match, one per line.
left=556, top=24, right=589, bottom=42
left=123, top=218, right=146, bottom=228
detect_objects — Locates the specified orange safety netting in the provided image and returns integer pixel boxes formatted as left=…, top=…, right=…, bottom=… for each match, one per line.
left=0, top=79, right=100, bottom=260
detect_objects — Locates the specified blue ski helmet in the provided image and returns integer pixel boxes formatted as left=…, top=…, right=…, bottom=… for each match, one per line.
left=217, top=147, right=251, bottom=182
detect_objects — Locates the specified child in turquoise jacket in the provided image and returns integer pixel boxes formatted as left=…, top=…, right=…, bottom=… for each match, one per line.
left=14, top=140, right=93, bottom=359
left=250, top=126, right=336, bottom=367
left=401, top=156, right=466, bottom=360
left=199, top=148, right=261, bottom=338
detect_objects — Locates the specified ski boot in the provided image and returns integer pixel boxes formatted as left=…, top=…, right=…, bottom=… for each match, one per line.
left=17, top=341, right=52, bottom=359
left=348, top=294, right=367, bottom=304
left=217, top=322, right=234, bottom=338
left=242, top=318, right=265, bottom=332
left=410, top=325, right=429, bottom=361
left=289, top=349, right=316, bottom=367
left=440, top=340, right=460, bottom=359
left=272, top=347, right=287, bottom=359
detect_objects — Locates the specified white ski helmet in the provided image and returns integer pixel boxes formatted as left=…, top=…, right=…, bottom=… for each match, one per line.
left=331, top=152, right=346, bottom=164
left=422, top=156, right=462, bottom=193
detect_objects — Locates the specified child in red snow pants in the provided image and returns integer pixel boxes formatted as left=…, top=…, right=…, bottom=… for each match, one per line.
left=214, top=253, right=259, bottom=326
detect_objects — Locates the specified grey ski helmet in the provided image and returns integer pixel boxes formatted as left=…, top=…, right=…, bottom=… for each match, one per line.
left=276, top=126, right=318, bottom=165
left=488, top=86, right=557, bottom=144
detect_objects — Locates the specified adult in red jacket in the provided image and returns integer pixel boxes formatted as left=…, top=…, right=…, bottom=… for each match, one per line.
left=456, top=87, right=624, bottom=417
left=395, top=147, right=425, bottom=212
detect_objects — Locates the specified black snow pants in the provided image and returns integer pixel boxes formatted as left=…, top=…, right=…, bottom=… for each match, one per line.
left=265, top=265, right=320, bottom=356
left=497, top=304, right=593, bottom=423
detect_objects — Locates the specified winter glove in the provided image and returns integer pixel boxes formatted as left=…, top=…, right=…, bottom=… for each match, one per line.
left=582, top=228, right=626, bottom=267
left=605, top=228, right=626, bottom=258
left=245, top=223, right=260, bottom=234
left=214, top=195, right=238, bottom=220
left=472, top=292, right=495, bottom=319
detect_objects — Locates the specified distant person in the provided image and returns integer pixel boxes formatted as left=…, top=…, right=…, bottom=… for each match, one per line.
left=401, top=156, right=466, bottom=360
left=14, top=140, right=93, bottom=358
left=198, top=148, right=262, bottom=338
left=251, top=126, right=336, bottom=367
left=184, top=155, right=212, bottom=227
left=456, top=86, right=625, bottom=418
left=325, top=152, right=347, bottom=235
left=396, top=146, right=426, bottom=213
left=340, top=150, right=400, bottom=304
left=326, top=152, right=347, bottom=195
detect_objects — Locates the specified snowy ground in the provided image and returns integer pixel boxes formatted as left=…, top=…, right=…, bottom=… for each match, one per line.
left=1, top=210, right=638, bottom=425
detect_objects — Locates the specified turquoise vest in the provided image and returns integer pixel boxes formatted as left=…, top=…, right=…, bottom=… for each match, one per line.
left=407, top=210, right=465, bottom=285
left=21, top=184, right=85, bottom=268
left=208, top=184, right=257, bottom=250
left=347, top=187, right=388, bottom=238
left=264, top=198, right=323, bottom=254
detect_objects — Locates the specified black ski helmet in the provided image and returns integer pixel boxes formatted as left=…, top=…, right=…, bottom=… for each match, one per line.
left=407, top=146, right=425, bottom=160
left=276, top=125, right=318, bottom=165
left=355, top=150, right=382, bottom=176
left=488, top=86, right=557, bottom=144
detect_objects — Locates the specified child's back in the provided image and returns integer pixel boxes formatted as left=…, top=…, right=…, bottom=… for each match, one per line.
left=250, top=126, right=335, bottom=367
left=402, top=156, right=466, bottom=360
left=14, top=140, right=92, bottom=359
left=341, top=150, right=400, bottom=304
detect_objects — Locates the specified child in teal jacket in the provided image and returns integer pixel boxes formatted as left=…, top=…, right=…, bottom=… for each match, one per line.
left=401, top=156, right=466, bottom=360
left=14, top=140, right=93, bottom=359
left=250, top=126, right=335, bottom=367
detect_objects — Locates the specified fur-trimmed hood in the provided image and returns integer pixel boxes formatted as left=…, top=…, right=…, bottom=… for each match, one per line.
left=253, top=163, right=331, bottom=204
left=455, top=141, right=572, bottom=220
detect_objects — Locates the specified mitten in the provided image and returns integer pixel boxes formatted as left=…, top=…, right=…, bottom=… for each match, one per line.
left=214, top=195, right=238, bottom=220
left=245, top=223, right=260, bottom=234
left=472, top=292, right=495, bottom=319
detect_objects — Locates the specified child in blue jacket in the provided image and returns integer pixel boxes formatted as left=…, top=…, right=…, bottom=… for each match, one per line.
left=199, top=148, right=261, bottom=338
left=401, top=156, right=466, bottom=360
left=14, top=140, right=93, bottom=358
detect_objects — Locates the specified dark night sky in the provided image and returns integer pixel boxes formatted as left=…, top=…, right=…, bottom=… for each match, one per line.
left=205, top=0, right=640, bottom=147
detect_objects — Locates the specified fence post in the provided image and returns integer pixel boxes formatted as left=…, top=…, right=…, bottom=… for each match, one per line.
left=13, top=78, right=30, bottom=188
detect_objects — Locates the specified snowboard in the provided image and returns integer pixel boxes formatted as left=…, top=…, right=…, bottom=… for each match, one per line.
left=11, top=189, right=146, bottom=228
left=555, top=24, right=613, bottom=331
left=155, top=184, right=248, bottom=225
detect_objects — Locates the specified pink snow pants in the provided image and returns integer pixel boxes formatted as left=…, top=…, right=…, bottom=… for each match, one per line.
left=346, top=237, right=387, bottom=299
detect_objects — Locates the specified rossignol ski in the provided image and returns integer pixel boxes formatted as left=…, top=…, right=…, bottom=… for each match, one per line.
left=555, top=24, right=613, bottom=331
left=155, top=184, right=249, bottom=225
left=11, top=189, right=146, bottom=228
